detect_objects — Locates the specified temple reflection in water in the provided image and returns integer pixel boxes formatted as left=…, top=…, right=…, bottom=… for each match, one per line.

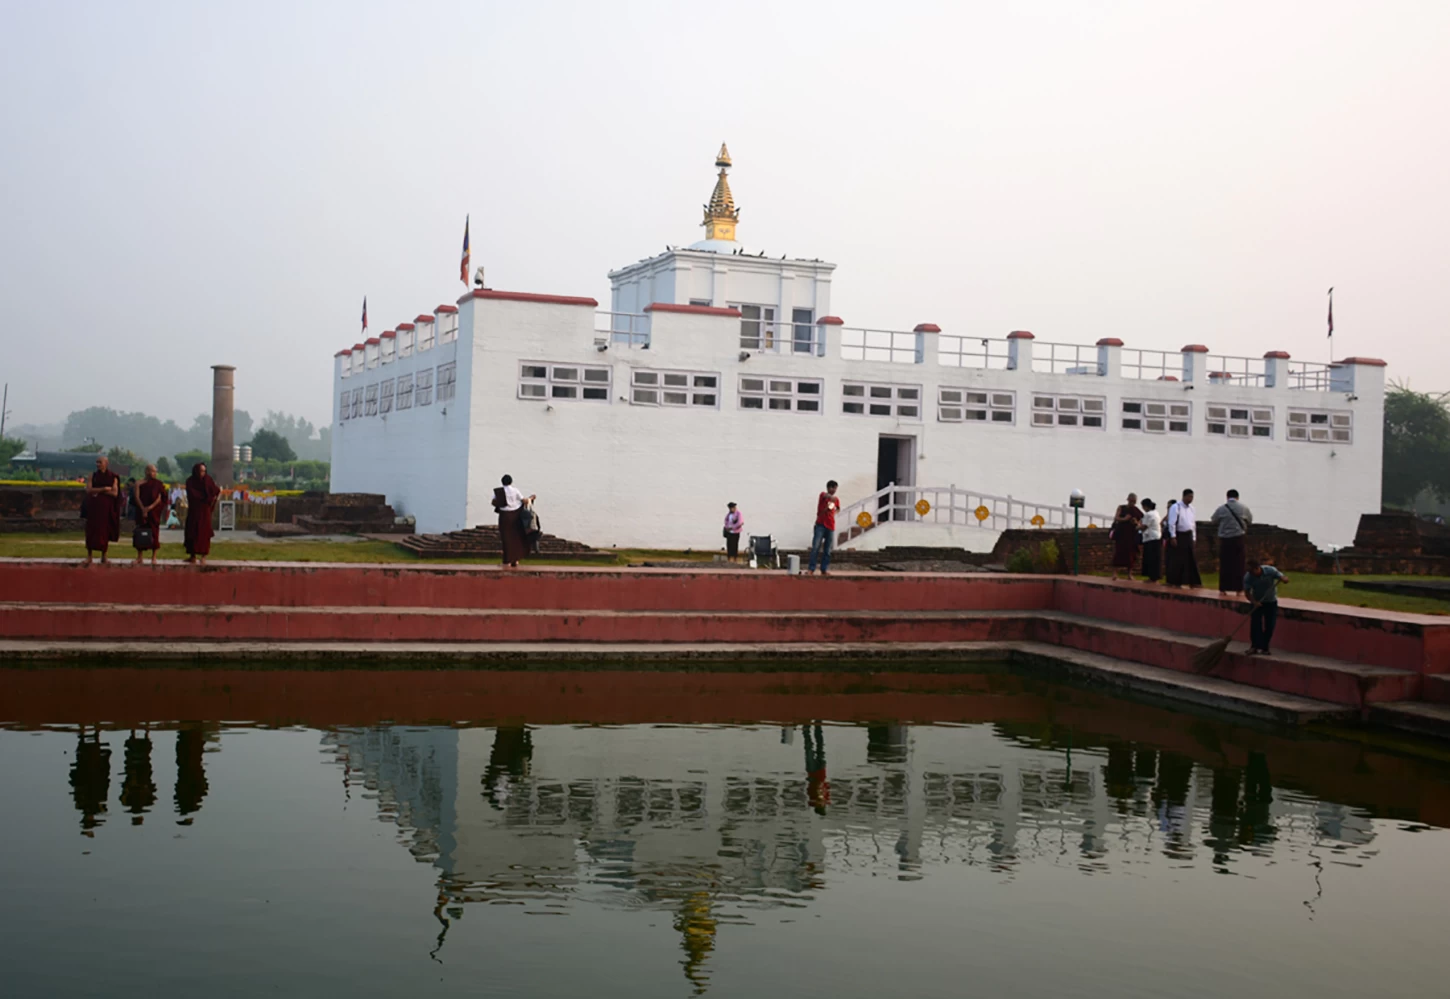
left=323, top=722, right=1376, bottom=985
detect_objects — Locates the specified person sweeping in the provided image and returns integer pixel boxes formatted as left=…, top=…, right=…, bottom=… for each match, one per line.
left=1193, top=558, right=1289, bottom=671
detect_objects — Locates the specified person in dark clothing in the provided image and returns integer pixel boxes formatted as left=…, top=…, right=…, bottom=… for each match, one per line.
left=120, top=728, right=157, bottom=824
left=493, top=474, right=536, bottom=568
left=1243, top=559, right=1290, bottom=655
left=1211, top=488, right=1253, bottom=595
left=807, top=480, right=840, bottom=576
left=1139, top=499, right=1163, bottom=582
left=1164, top=488, right=1202, bottom=588
left=1110, top=492, right=1143, bottom=580
left=70, top=726, right=112, bottom=835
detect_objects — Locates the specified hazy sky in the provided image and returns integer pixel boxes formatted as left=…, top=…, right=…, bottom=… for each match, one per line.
left=3, top=1, right=1447, bottom=431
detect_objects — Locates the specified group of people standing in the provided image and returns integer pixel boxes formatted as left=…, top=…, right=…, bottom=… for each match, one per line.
left=718, top=480, right=843, bottom=574
left=1110, top=487, right=1254, bottom=591
left=82, top=456, right=221, bottom=567
left=1111, top=486, right=1288, bottom=654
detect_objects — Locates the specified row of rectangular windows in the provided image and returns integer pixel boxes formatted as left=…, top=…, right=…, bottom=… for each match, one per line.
left=500, top=363, right=1354, bottom=442
left=339, top=364, right=454, bottom=421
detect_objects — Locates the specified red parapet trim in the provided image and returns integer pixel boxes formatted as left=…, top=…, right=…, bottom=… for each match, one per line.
left=365, top=337, right=380, bottom=346
left=414, top=314, right=435, bottom=323
left=352, top=343, right=364, bottom=352
left=1157, top=375, right=1181, bottom=381
left=1096, top=337, right=1124, bottom=347
left=380, top=330, right=397, bottom=339
left=644, top=302, right=742, bottom=317
left=1208, top=371, right=1232, bottom=379
left=914, top=323, right=942, bottom=333
left=334, top=349, right=351, bottom=358
left=1007, top=330, right=1034, bottom=340
left=435, top=305, right=458, bottom=314
left=816, top=316, right=844, bottom=326
left=1181, top=344, right=1209, bottom=353
left=459, top=289, right=598, bottom=308
left=1338, top=356, right=1387, bottom=367
left=1263, top=350, right=1291, bottom=359
left=396, top=322, right=415, bottom=331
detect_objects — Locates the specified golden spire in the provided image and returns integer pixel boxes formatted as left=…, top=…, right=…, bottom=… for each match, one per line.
left=701, top=142, right=739, bottom=242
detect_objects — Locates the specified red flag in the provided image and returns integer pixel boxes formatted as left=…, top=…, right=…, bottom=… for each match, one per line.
left=460, top=215, right=471, bottom=285
left=361, top=296, right=368, bottom=334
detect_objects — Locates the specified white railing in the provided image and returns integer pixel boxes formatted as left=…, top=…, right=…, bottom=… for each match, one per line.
left=840, top=328, right=924, bottom=364
left=1032, top=342, right=1103, bottom=376
left=1206, top=354, right=1268, bottom=388
left=740, top=317, right=821, bottom=355
left=596, top=311, right=650, bottom=348
left=1120, top=348, right=1180, bottom=381
left=937, top=335, right=1013, bottom=370
left=834, top=484, right=1115, bottom=547
left=1285, top=361, right=1335, bottom=391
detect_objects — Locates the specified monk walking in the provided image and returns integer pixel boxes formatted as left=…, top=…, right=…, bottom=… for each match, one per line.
left=132, top=464, right=169, bottom=566
left=83, top=455, right=121, bottom=566
left=184, top=462, right=221, bottom=565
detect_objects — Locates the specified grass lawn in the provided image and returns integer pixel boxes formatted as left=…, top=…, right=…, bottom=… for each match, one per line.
left=0, top=533, right=719, bottom=567
left=1149, top=571, right=1448, bottom=616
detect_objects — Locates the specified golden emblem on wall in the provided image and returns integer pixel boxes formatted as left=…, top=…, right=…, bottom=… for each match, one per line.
left=857, top=511, right=874, bottom=529
left=915, top=499, right=931, bottom=516
left=1030, top=514, right=1046, bottom=527
left=974, top=505, right=990, bottom=522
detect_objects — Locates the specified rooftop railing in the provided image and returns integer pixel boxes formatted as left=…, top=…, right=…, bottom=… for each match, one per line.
left=1032, top=341, right=1103, bottom=376
left=834, top=483, right=1115, bottom=548
left=840, top=328, right=923, bottom=364
left=1285, top=361, right=1335, bottom=391
left=1206, top=354, right=1268, bottom=388
left=937, top=335, right=1014, bottom=370
left=1120, top=348, right=1181, bottom=381
left=596, top=311, right=650, bottom=348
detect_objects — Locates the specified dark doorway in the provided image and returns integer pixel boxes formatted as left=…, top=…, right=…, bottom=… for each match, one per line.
left=876, top=435, right=916, bottom=521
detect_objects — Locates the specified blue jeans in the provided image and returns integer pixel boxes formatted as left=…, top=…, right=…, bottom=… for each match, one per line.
left=808, top=523, right=833, bottom=573
left=1250, top=601, right=1278, bottom=652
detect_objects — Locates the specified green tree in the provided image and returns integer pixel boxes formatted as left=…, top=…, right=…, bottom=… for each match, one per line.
left=65, top=441, right=104, bottom=453
left=0, top=434, right=27, bottom=465
left=156, top=455, right=173, bottom=476
left=246, top=427, right=297, bottom=462
left=1382, top=385, right=1450, bottom=508
left=174, top=449, right=210, bottom=473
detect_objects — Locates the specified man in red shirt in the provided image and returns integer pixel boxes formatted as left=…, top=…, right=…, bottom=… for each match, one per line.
left=808, top=479, right=840, bottom=575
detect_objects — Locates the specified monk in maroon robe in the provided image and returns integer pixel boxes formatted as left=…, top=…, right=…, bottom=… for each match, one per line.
left=132, top=464, right=169, bottom=566
left=83, top=455, right=121, bottom=566
left=184, top=462, right=221, bottom=564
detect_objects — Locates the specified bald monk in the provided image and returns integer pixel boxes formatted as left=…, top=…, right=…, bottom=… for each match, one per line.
left=132, top=464, right=169, bottom=566
left=184, top=462, right=221, bottom=565
left=83, top=455, right=121, bottom=566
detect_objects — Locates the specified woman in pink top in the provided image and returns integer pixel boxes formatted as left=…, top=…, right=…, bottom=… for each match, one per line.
left=723, top=502, right=744, bottom=562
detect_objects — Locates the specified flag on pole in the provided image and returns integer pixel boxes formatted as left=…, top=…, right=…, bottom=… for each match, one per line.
left=361, top=297, right=368, bottom=334
left=460, top=215, right=471, bottom=285
left=1327, top=287, right=1334, bottom=338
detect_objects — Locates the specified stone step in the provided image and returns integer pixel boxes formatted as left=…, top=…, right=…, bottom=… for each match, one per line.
left=1422, top=674, right=1450, bottom=705
left=1367, top=702, right=1450, bottom=741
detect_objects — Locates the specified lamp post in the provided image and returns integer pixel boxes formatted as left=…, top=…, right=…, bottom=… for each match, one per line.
left=1069, top=488, right=1085, bottom=576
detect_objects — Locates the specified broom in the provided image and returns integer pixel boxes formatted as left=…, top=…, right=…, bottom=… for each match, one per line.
left=1192, top=600, right=1260, bottom=673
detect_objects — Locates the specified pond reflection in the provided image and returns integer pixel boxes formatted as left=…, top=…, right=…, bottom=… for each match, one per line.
left=4, top=666, right=1449, bottom=998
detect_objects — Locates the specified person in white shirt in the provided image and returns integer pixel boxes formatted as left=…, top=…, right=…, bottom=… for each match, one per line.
left=1139, top=498, right=1164, bottom=582
left=1163, top=488, right=1202, bottom=588
left=491, top=474, right=536, bottom=568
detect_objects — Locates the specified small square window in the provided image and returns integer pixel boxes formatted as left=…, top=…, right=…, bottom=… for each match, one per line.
left=769, top=397, right=792, bottom=410
left=1032, top=412, right=1054, bottom=426
left=844, top=384, right=866, bottom=397
left=939, top=406, right=962, bottom=420
left=898, top=405, right=919, bottom=418
left=553, top=367, right=579, bottom=382
left=552, top=385, right=577, bottom=399
left=693, top=393, right=717, bottom=407
left=769, top=380, right=792, bottom=394
left=741, top=378, right=764, bottom=393
left=990, top=411, right=1012, bottom=423
left=582, top=387, right=608, bottom=400
left=693, top=375, right=717, bottom=389
left=796, top=381, right=821, bottom=395
left=632, top=388, right=658, bottom=405
left=1123, top=418, right=1142, bottom=430
left=522, top=365, right=547, bottom=379
left=940, top=390, right=962, bottom=404
left=663, top=373, right=688, bottom=387
left=1230, top=408, right=1250, bottom=421
left=1123, top=401, right=1142, bottom=414
left=844, top=402, right=865, bottom=415
left=742, top=396, right=764, bottom=409
left=796, top=399, right=820, bottom=412
left=869, top=403, right=892, bottom=416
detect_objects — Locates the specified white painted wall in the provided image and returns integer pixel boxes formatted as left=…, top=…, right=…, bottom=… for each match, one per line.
left=331, top=293, right=1384, bottom=551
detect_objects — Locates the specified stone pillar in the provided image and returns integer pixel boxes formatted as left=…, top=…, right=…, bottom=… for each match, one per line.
left=1180, top=344, right=1209, bottom=384
left=1096, top=337, right=1124, bottom=378
left=210, top=365, right=236, bottom=486
left=1007, top=330, right=1035, bottom=372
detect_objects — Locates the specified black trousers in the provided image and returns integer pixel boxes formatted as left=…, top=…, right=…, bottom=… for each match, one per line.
left=1250, top=602, right=1279, bottom=652
left=726, top=532, right=740, bottom=558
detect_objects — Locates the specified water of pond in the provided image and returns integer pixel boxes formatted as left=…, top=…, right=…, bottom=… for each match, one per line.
left=2, top=665, right=1449, bottom=998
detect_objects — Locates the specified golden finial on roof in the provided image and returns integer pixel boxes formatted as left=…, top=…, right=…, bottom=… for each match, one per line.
left=701, top=142, right=739, bottom=242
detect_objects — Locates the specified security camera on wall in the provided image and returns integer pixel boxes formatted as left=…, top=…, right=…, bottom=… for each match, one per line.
left=474, top=266, right=486, bottom=288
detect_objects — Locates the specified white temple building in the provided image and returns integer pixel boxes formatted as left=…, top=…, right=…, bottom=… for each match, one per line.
left=330, top=145, right=1385, bottom=550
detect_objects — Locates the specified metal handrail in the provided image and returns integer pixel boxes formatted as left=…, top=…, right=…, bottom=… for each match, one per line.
left=840, top=327, right=924, bottom=364
left=834, top=484, right=1114, bottom=547
left=937, top=335, right=1013, bottom=370
left=1285, top=361, right=1335, bottom=391
left=1032, top=342, right=1103, bottom=376
left=595, top=311, right=651, bottom=348
left=1119, top=348, right=1180, bottom=381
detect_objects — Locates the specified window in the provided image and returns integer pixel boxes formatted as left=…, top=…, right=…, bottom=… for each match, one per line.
left=519, top=362, right=611, bottom=402
left=737, top=304, right=776, bottom=350
left=630, top=369, right=720, bottom=408
left=791, top=308, right=816, bottom=355
left=1031, top=393, right=1106, bottom=428
left=416, top=368, right=434, bottom=407
left=350, top=388, right=363, bottom=419
left=395, top=374, right=413, bottom=410
left=688, top=298, right=713, bottom=307
left=379, top=378, right=394, bottom=414
left=938, top=388, right=1015, bottom=424
left=365, top=383, right=379, bottom=416
left=436, top=362, right=457, bottom=403
left=1207, top=404, right=1273, bottom=439
left=738, top=376, right=823, bottom=413
left=339, top=392, right=350, bottom=422
left=1288, top=408, right=1352, bottom=443
left=842, top=381, right=921, bottom=419
left=439, top=313, right=459, bottom=344
left=1122, top=399, right=1191, bottom=434
left=417, top=322, right=435, bottom=352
